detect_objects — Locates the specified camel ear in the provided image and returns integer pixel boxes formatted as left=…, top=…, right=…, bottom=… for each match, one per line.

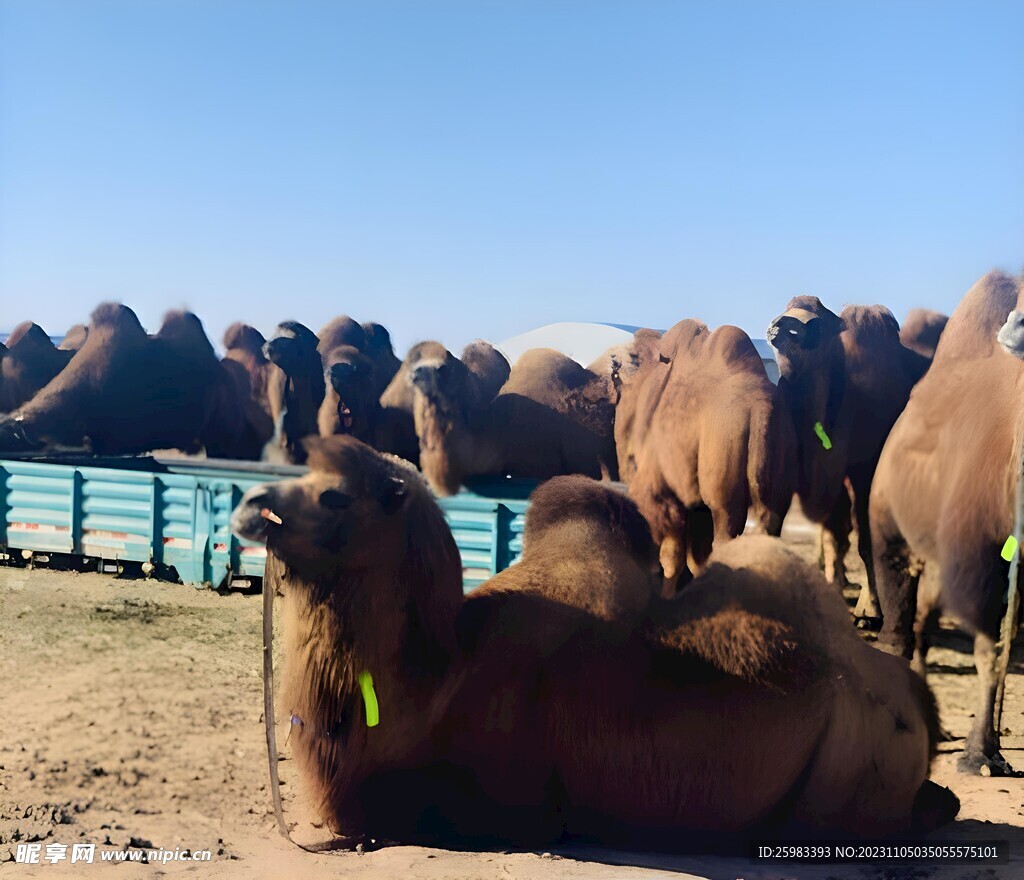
left=379, top=476, right=408, bottom=514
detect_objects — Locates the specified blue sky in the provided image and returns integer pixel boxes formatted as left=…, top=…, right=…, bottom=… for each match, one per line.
left=1, top=1, right=1022, bottom=355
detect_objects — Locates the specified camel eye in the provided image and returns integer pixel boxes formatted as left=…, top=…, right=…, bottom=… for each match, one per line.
left=318, top=489, right=353, bottom=510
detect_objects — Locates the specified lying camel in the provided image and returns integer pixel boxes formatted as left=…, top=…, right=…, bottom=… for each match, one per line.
left=409, top=344, right=613, bottom=496
left=0, top=303, right=258, bottom=457
left=0, top=322, right=72, bottom=413
left=872, top=270, right=1024, bottom=775
left=768, top=298, right=929, bottom=621
left=263, top=321, right=325, bottom=464
left=619, top=321, right=793, bottom=586
left=230, top=437, right=956, bottom=846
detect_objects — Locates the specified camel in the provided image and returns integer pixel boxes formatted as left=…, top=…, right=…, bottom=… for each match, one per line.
left=317, top=343, right=420, bottom=463
left=409, top=343, right=613, bottom=496
left=0, top=303, right=259, bottom=457
left=900, top=308, right=949, bottom=360
left=619, top=321, right=794, bottom=587
left=767, top=297, right=930, bottom=622
left=318, top=316, right=403, bottom=399
left=223, top=322, right=272, bottom=416
left=58, top=324, right=89, bottom=352
left=263, top=321, right=325, bottom=464
left=230, top=436, right=464, bottom=835
left=0, top=322, right=72, bottom=413
left=871, top=270, right=1024, bottom=775
left=230, top=436, right=956, bottom=846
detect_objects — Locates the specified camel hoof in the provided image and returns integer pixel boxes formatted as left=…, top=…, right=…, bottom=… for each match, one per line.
left=854, top=614, right=883, bottom=632
left=958, top=751, right=1023, bottom=777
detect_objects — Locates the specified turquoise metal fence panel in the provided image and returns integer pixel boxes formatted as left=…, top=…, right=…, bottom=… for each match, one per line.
left=0, top=458, right=536, bottom=591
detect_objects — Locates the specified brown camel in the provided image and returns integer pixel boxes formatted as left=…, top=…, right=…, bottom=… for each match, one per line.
left=409, top=344, right=613, bottom=496
left=900, top=308, right=949, bottom=360
left=0, top=304, right=258, bottom=457
left=0, top=322, right=72, bottom=413
left=230, top=436, right=463, bottom=836
left=223, top=322, right=272, bottom=415
left=230, top=437, right=956, bottom=846
left=58, top=324, right=89, bottom=352
left=263, top=321, right=325, bottom=464
left=619, top=321, right=794, bottom=587
left=317, top=343, right=420, bottom=463
left=768, top=297, right=930, bottom=621
left=872, top=270, right=1024, bottom=775
left=361, top=321, right=402, bottom=394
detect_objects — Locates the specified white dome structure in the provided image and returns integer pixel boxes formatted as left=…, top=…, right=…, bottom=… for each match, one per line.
left=497, top=322, right=779, bottom=383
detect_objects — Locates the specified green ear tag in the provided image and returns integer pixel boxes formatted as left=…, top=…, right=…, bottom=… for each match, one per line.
left=1001, top=535, right=1018, bottom=562
left=814, top=421, right=832, bottom=450
left=358, top=671, right=379, bottom=728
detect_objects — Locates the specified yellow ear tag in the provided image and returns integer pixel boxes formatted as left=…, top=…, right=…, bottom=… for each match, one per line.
left=358, top=671, right=379, bottom=728
left=814, top=421, right=832, bottom=450
left=1001, top=535, right=1018, bottom=562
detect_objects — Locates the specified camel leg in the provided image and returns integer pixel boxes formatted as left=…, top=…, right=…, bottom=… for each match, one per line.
left=959, top=632, right=1016, bottom=775
left=659, top=532, right=688, bottom=596
left=822, top=490, right=853, bottom=593
left=872, top=492, right=918, bottom=660
left=686, top=506, right=716, bottom=573
left=911, top=587, right=939, bottom=679
left=848, top=467, right=882, bottom=623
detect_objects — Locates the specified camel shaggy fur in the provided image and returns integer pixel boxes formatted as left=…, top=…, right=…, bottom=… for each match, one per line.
left=619, top=321, right=794, bottom=586
left=231, top=438, right=956, bottom=845
left=900, top=308, right=949, bottom=360
left=768, top=297, right=929, bottom=620
left=0, top=322, right=72, bottom=413
left=0, top=304, right=258, bottom=456
left=231, top=436, right=463, bottom=835
left=409, top=344, right=614, bottom=496
left=871, top=270, right=1024, bottom=775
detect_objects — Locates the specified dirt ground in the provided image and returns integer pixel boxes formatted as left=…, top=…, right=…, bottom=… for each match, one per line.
left=3, top=517, right=1024, bottom=880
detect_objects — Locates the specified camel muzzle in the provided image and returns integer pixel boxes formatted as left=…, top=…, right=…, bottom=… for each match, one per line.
left=231, top=484, right=278, bottom=542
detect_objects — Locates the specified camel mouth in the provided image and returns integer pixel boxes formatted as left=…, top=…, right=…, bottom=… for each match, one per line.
left=337, top=399, right=355, bottom=432
left=231, top=485, right=280, bottom=542
left=997, top=311, right=1024, bottom=360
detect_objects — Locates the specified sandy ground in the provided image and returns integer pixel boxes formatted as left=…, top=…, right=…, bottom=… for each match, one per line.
left=3, top=517, right=1024, bottom=879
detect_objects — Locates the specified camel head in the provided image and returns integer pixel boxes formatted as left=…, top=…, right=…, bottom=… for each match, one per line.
left=322, top=344, right=378, bottom=438
left=997, top=310, right=1024, bottom=360
left=231, top=436, right=416, bottom=580
left=263, top=321, right=320, bottom=375
left=767, top=296, right=845, bottom=377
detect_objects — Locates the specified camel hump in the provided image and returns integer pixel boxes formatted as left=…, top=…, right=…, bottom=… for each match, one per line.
left=937, top=270, right=1022, bottom=361
left=59, top=324, right=89, bottom=351
left=511, top=348, right=592, bottom=391
left=6, top=322, right=54, bottom=350
left=658, top=319, right=709, bottom=361
left=840, top=304, right=901, bottom=343
left=704, top=325, right=765, bottom=374
left=223, top=322, right=266, bottom=355
left=900, top=308, right=948, bottom=353
left=525, top=475, right=657, bottom=565
left=460, top=340, right=510, bottom=399
left=156, top=310, right=217, bottom=359
left=318, top=315, right=366, bottom=354
left=87, top=303, right=147, bottom=344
